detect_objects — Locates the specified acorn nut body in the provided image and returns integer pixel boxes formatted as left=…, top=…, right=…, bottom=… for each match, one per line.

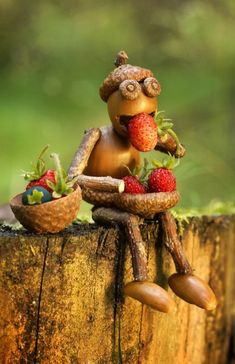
left=84, top=126, right=140, bottom=178
left=168, top=273, right=217, bottom=310
left=124, top=281, right=175, bottom=313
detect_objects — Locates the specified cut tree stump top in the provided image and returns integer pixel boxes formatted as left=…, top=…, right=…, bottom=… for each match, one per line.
left=0, top=215, right=234, bottom=364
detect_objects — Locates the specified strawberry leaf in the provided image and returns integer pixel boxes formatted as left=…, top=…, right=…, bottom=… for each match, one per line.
left=23, top=145, right=49, bottom=181
left=46, top=180, right=56, bottom=191
left=160, top=121, right=174, bottom=130
left=52, top=191, right=62, bottom=199
left=152, top=160, right=163, bottom=168
left=155, top=111, right=181, bottom=155
left=64, top=187, right=74, bottom=195
left=152, top=154, right=180, bottom=170
left=49, top=153, right=76, bottom=197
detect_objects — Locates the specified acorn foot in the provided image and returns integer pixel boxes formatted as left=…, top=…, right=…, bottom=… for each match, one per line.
left=124, top=281, right=175, bottom=313
left=168, top=273, right=217, bottom=310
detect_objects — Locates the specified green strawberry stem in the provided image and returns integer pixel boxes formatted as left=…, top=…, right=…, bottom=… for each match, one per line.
left=152, top=154, right=179, bottom=171
left=156, top=111, right=181, bottom=155
left=123, top=158, right=149, bottom=185
left=23, top=144, right=49, bottom=181
left=35, top=144, right=49, bottom=178
left=48, top=153, right=76, bottom=198
left=166, top=129, right=181, bottom=155
left=50, top=153, right=64, bottom=192
left=38, top=144, right=49, bottom=161
left=138, top=158, right=150, bottom=181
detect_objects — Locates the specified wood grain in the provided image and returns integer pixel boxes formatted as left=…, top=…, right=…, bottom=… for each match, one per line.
left=0, top=215, right=234, bottom=363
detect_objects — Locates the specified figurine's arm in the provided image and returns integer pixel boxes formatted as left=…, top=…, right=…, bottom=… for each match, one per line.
left=155, top=131, right=186, bottom=158
left=67, top=128, right=124, bottom=193
left=67, top=128, right=101, bottom=179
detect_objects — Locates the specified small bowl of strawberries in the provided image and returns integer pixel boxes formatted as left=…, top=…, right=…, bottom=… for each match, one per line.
left=10, top=146, right=81, bottom=233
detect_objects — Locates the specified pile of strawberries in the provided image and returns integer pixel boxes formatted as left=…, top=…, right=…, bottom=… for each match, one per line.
left=123, top=160, right=177, bottom=195
left=123, top=167, right=176, bottom=194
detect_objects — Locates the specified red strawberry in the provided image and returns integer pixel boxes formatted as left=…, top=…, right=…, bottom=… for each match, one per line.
left=148, top=168, right=176, bottom=192
left=26, top=169, right=56, bottom=192
left=123, top=176, right=147, bottom=194
left=128, top=112, right=158, bottom=152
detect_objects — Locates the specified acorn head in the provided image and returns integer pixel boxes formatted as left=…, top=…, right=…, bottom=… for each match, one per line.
left=100, top=51, right=161, bottom=102
left=100, top=51, right=161, bottom=137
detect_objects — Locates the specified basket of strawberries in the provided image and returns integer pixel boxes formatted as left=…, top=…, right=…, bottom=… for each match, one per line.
left=10, top=146, right=81, bottom=233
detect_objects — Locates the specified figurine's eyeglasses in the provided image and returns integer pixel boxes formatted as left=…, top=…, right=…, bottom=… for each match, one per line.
left=119, top=77, right=161, bottom=100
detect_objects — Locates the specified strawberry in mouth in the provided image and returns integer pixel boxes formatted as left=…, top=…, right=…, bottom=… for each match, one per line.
left=118, top=111, right=156, bottom=135
left=126, top=112, right=158, bottom=151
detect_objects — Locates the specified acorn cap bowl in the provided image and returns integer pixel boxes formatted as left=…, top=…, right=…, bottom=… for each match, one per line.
left=10, top=187, right=81, bottom=233
left=114, top=190, right=180, bottom=218
left=82, top=187, right=180, bottom=218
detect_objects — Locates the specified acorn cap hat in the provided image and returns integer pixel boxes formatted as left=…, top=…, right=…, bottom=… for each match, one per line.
left=99, top=51, right=161, bottom=102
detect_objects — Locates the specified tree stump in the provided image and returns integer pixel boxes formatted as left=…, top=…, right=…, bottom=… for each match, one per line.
left=0, top=215, right=234, bottom=364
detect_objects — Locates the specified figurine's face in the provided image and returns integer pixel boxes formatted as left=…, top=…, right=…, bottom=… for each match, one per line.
left=107, top=83, right=157, bottom=137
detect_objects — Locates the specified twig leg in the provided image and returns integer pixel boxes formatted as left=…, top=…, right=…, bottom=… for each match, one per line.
left=93, top=207, right=175, bottom=312
left=92, top=207, right=148, bottom=281
left=159, top=211, right=193, bottom=274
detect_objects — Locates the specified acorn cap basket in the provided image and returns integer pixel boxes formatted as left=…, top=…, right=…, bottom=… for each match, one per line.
left=10, top=187, right=81, bottom=233
left=115, top=190, right=180, bottom=218
left=82, top=187, right=179, bottom=219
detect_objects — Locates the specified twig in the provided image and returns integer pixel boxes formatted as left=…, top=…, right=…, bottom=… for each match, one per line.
left=76, top=175, right=124, bottom=193
left=67, top=128, right=101, bottom=179
left=156, top=132, right=186, bottom=158
left=159, top=211, right=193, bottom=274
left=92, top=207, right=148, bottom=281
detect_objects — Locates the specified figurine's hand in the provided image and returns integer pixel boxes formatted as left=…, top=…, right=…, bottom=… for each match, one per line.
left=154, top=111, right=186, bottom=158
left=155, top=132, right=186, bottom=158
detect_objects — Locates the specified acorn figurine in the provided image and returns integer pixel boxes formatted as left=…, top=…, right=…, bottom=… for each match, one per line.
left=67, top=51, right=217, bottom=312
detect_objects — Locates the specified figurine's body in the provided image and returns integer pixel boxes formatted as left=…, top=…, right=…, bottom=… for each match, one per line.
left=84, top=125, right=140, bottom=178
left=68, top=51, right=217, bottom=312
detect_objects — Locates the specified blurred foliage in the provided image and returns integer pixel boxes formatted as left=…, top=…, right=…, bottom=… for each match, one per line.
left=0, top=0, right=234, bottom=212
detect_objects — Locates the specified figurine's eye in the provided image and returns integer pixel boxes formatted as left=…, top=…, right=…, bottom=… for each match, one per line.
left=143, top=77, right=161, bottom=97
left=119, top=80, right=141, bottom=100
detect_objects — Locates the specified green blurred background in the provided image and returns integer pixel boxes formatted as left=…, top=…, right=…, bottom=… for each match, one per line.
left=0, top=0, right=234, bottom=213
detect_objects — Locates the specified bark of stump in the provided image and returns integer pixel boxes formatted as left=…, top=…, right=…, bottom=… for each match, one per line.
left=0, top=215, right=234, bottom=364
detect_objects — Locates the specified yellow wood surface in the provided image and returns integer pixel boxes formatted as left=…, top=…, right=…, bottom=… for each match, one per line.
left=0, top=215, right=234, bottom=363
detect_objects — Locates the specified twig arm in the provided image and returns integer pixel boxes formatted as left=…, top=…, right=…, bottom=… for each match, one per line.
left=76, top=175, right=124, bottom=193
left=67, top=128, right=101, bottom=179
